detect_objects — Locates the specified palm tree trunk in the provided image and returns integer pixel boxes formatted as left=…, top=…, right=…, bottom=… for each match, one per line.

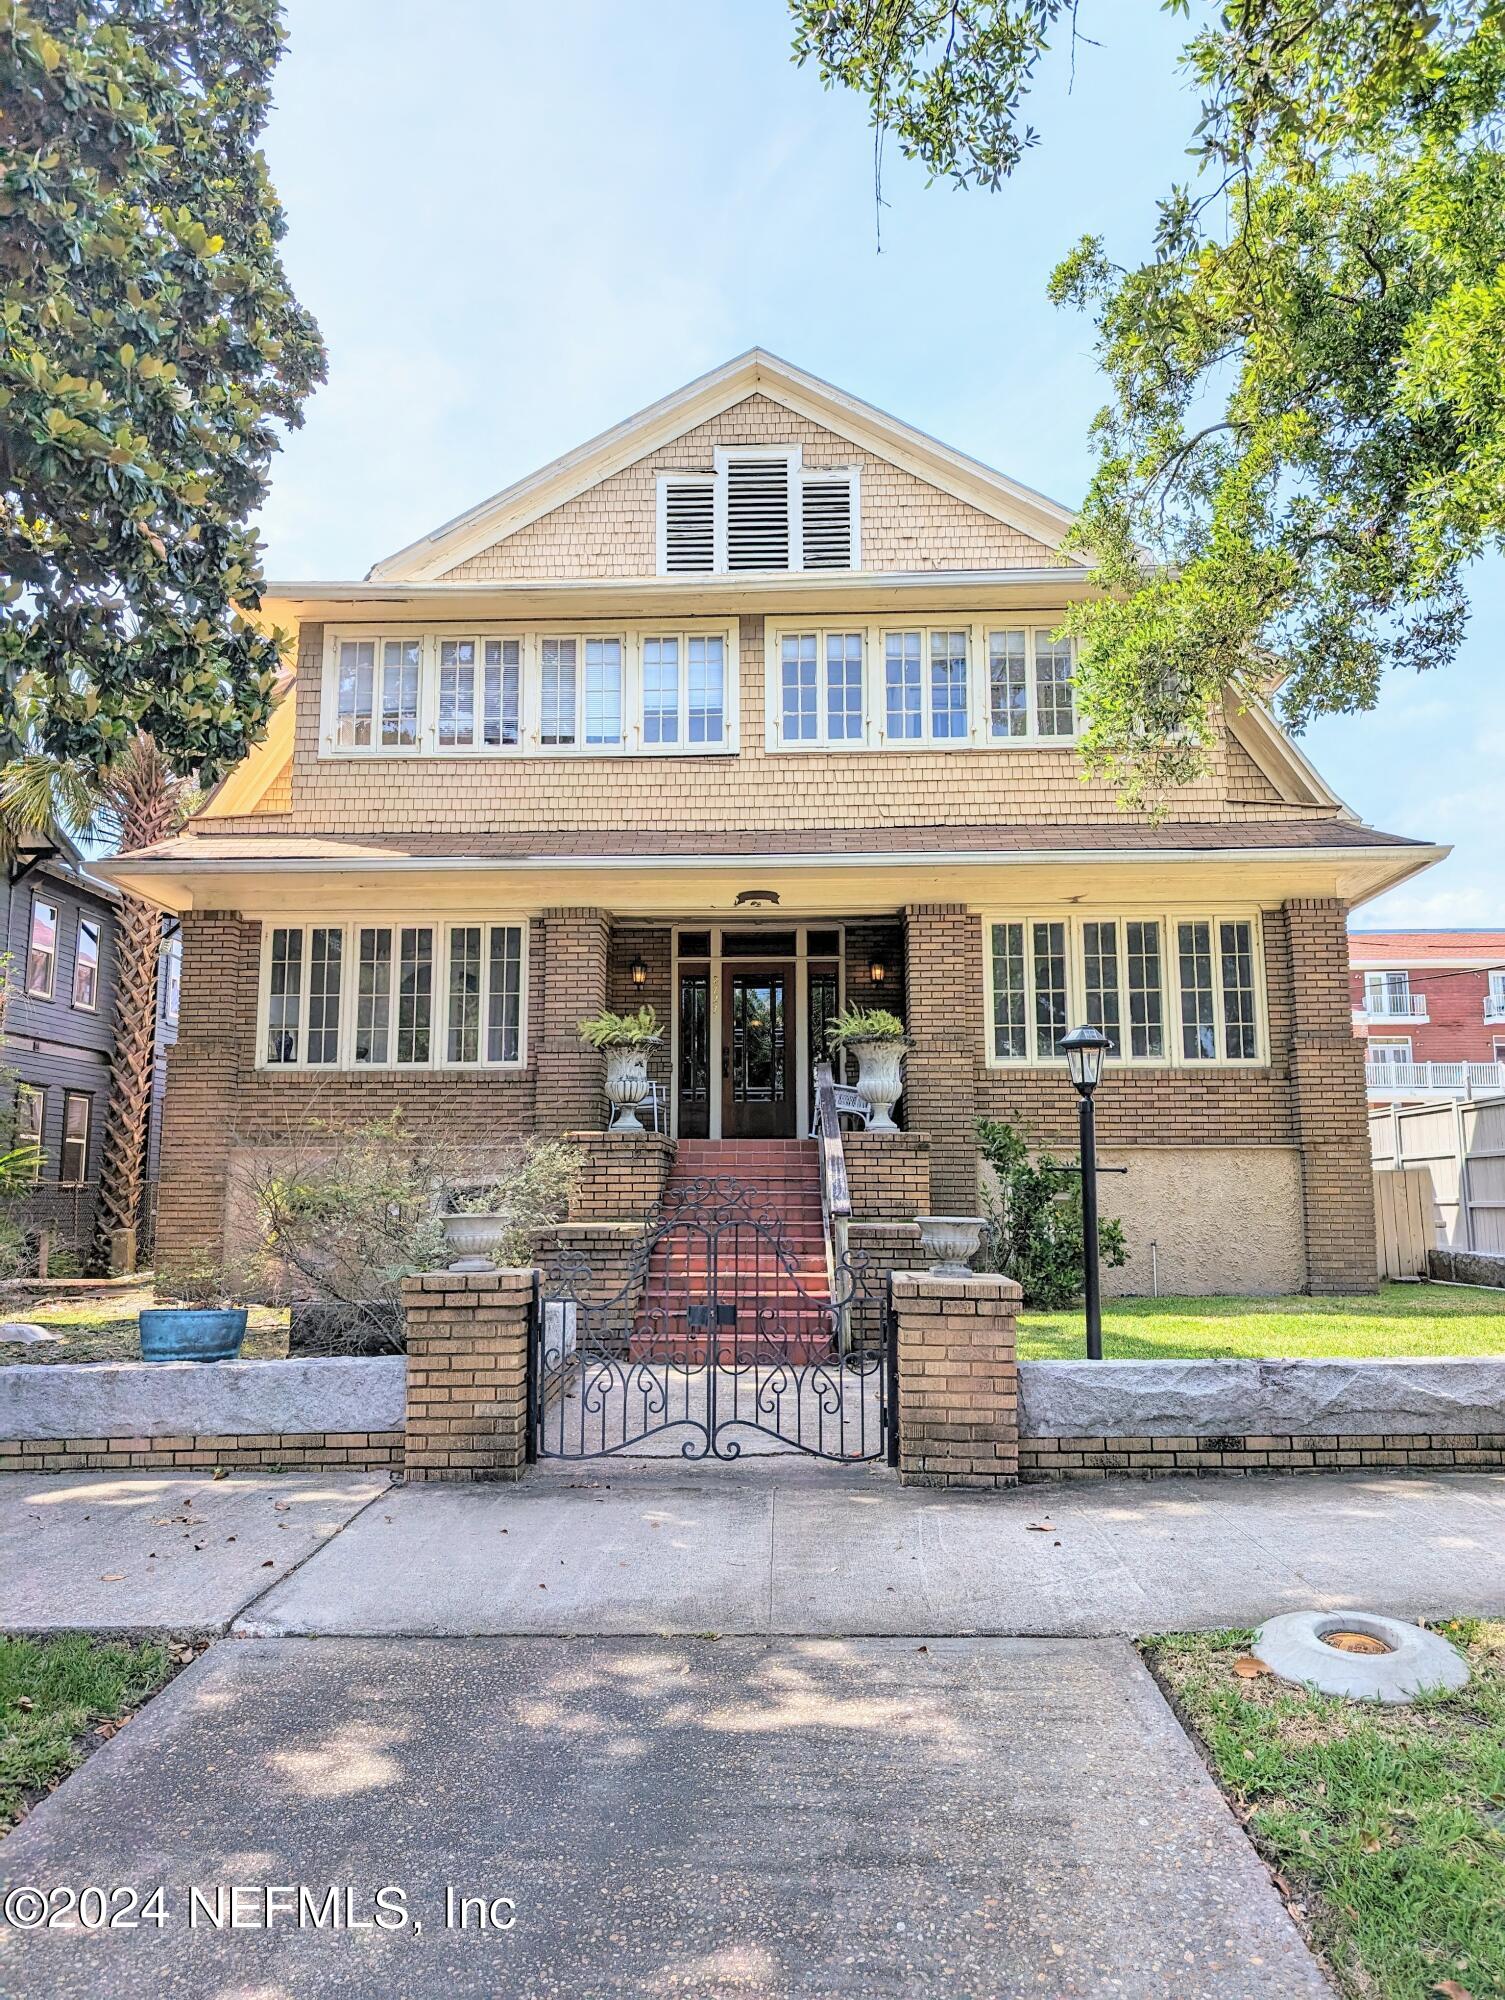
left=90, top=747, right=181, bottom=1273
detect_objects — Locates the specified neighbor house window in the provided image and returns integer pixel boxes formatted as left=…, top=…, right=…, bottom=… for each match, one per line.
left=60, top=1091, right=90, bottom=1186
left=72, top=918, right=100, bottom=1011
left=263, top=922, right=526, bottom=1071
left=986, top=914, right=1260, bottom=1065
left=163, top=932, right=181, bottom=1024
left=14, top=1085, right=43, bottom=1179
left=1368, top=1038, right=1413, bottom=1070
left=27, top=897, right=57, bottom=999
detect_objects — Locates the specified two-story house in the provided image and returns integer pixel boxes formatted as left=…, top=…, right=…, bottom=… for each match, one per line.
left=102, top=353, right=1443, bottom=1296
left=1352, top=930, right=1505, bottom=1100
left=4, top=826, right=180, bottom=1264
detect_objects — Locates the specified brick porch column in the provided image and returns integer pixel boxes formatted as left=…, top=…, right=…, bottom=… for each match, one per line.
left=1284, top=898, right=1378, bottom=1294
left=402, top=1268, right=534, bottom=1481
left=154, top=910, right=253, bottom=1273
left=902, top=904, right=981, bottom=1212
left=892, top=1270, right=1020, bottom=1488
left=535, top=907, right=611, bottom=1136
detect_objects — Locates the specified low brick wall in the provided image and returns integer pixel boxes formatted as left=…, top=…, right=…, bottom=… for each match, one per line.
left=0, top=1357, right=405, bottom=1474
left=1018, top=1356, right=1505, bottom=1482
left=892, top=1271, right=1020, bottom=1488
left=844, top=1134, right=931, bottom=1220
left=565, top=1132, right=676, bottom=1222
left=402, top=1268, right=533, bottom=1482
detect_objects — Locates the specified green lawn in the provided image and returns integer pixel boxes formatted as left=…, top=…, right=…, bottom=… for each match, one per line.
left=1019, top=1282, right=1505, bottom=1360
left=2, top=1283, right=289, bottom=1366
left=1147, top=1622, right=1505, bottom=2000
left=0, top=1635, right=181, bottom=1832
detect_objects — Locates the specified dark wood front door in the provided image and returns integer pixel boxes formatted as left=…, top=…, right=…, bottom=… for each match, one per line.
left=721, top=965, right=795, bottom=1138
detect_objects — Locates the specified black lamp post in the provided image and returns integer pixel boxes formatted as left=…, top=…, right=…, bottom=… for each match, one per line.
left=1061, top=1024, right=1111, bottom=1361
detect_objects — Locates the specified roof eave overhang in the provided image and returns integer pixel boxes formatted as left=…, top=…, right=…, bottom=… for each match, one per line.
left=95, top=839, right=1449, bottom=920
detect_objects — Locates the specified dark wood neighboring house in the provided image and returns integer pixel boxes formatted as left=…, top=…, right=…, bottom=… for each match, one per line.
left=3, top=827, right=178, bottom=1265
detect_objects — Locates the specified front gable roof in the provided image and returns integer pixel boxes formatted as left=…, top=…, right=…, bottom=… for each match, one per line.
left=366, top=349, right=1082, bottom=585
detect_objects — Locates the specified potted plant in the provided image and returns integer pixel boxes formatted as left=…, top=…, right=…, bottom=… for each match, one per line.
left=827, top=1005, right=909, bottom=1132
left=440, top=1141, right=582, bottom=1273
left=578, top=1005, right=662, bottom=1132
left=140, top=1260, right=249, bottom=1363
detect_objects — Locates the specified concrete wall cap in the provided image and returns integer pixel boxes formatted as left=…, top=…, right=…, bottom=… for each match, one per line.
left=0, top=1356, right=405, bottom=1443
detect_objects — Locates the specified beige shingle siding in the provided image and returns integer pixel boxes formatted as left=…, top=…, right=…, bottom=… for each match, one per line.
left=285, top=616, right=1325, bottom=836
left=441, top=395, right=1054, bottom=580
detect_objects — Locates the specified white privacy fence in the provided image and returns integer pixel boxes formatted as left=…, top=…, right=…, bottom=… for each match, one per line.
left=1370, top=1094, right=1505, bottom=1255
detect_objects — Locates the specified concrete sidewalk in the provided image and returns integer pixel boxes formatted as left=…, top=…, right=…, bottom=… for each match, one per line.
left=0, top=1470, right=390, bottom=1634
left=0, top=1635, right=1331, bottom=1999
left=239, top=1462, right=1505, bottom=1639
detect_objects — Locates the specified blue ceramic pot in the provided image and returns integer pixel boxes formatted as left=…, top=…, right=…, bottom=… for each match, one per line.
left=138, top=1308, right=248, bottom=1364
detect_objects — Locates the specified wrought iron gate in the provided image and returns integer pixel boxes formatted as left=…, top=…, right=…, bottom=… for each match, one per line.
left=529, top=1177, right=897, bottom=1463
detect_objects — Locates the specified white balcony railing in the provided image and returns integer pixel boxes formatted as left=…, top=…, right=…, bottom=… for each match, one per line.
left=1357, top=989, right=1428, bottom=1020
left=1366, top=1059, right=1505, bottom=1097
left=1485, top=992, right=1505, bottom=1022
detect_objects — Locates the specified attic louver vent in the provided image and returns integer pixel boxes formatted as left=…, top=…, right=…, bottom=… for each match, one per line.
left=662, top=480, right=715, bottom=573
left=802, top=476, right=854, bottom=569
left=725, top=457, right=791, bottom=570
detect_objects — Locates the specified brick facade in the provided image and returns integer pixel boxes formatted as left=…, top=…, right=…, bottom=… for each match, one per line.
left=1285, top=899, right=1378, bottom=1292
left=1020, top=1431, right=1505, bottom=1481
left=891, top=1271, right=1021, bottom=1488
left=565, top=1132, right=677, bottom=1221
left=842, top=1135, right=931, bottom=1219
left=0, top=1431, right=401, bottom=1474
left=902, top=905, right=982, bottom=1212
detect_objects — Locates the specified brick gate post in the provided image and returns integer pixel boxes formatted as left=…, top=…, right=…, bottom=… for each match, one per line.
left=401, top=1268, right=535, bottom=1481
left=891, top=1270, right=1021, bottom=1488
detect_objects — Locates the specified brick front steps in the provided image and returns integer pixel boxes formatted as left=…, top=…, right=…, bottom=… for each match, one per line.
left=632, top=1140, right=835, bottom=1363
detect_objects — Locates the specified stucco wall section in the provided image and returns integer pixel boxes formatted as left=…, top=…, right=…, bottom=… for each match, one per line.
left=1096, top=1145, right=1308, bottom=1298
left=442, top=395, right=1053, bottom=580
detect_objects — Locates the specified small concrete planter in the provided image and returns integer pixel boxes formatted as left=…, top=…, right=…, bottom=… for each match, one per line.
left=915, top=1216, right=988, bottom=1277
left=441, top=1213, right=510, bottom=1273
left=604, top=1046, right=653, bottom=1132
left=848, top=1038, right=905, bottom=1132
left=1254, top=1610, right=1470, bottom=1704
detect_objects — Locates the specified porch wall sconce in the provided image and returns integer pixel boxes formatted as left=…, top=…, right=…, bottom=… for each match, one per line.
left=629, top=956, right=648, bottom=988
left=869, top=959, right=887, bottom=986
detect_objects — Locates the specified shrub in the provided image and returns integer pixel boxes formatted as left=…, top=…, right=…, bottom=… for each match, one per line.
left=977, top=1118, right=1128, bottom=1309
left=577, top=1005, right=661, bottom=1050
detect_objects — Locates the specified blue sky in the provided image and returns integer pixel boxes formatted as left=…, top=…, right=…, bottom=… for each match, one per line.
left=258, top=0, right=1500, bottom=928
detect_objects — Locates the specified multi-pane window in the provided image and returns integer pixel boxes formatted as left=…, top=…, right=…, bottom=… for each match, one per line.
left=643, top=637, right=680, bottom=745
left=336, top=639, right=375, bottom=748
left=780, top=633, right=819, bottom=742
left=540, top=638, right=577, bottom=746
left=1034, top=633, right=1075, bottom=736
left=987, top=914, right=1260, bottom=1064
left=483, top=639, right=520, bottom=747
left=884, top=631, right=923, bottom=741
left=264, top=922, right=526, bottom=1070
left=825, top=633, right=863, bottom=742
left=379, top=640, right=420, bottom=746
left=686, top=636, right=725, bottom=744
left=582, top=638, right=623, bottom=747
left=989, top=630, right=1028, bottom=738
left=336, top=637, right=420, bottom=750
left=60, top=1092, right=91, bottom=1186
left=14, top=1085, right=43, bottom=1179
left=27, top=898, right=57, bottom=999
left=72, top=918, right=100, bottom=1011
left=439, top=640, right=478, bottom=748
left=930, top=630, right=969, bottom=739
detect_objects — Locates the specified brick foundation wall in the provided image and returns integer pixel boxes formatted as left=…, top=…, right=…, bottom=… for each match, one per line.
left=402, top=1268, right=532, bottom=1482
left=903, top=905, right=982, bottom=1212
left=564, top=1133, right=676, bottom=1221
left=892, top=1270, right=1020, bottom=1488
left=0, top=1432, right=401, bottom=1473
left=1021, top=1432, right=1505, bottom=1481
left=844, top=1134, right=930, bottom=1220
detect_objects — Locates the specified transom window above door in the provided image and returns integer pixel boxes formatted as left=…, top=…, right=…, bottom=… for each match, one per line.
left=321, top=624, right=738, bottom=757
left=766, top=620, right=1079, bottom=750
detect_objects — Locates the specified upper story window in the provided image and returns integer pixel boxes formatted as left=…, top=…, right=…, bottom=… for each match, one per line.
left=163, top=932, right=182, bottom=1025
left=1362, top=970, right=1425, bottom=1019
left=14, top=1084, right=43, bottom=1178
left=320, top=623, right=738, bottom=759
left=26, top=897, right=57, bottom=999
left=985, top=912, right=1266, bottom=1068
left=766, top=619, right=1079, bottom=752
left=657, top=447, right=860, bottom=575
left=72, top=918, right=100, bottom=1012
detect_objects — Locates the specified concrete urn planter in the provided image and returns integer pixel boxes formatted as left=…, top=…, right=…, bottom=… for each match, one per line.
left=915, top=1216, right=988, bottom=1277
left=442, top=1212, right=510, bottom=1273
left=848, top=1037, right=905, bottom=1132
left=604, top=1045, right=654, bottom=1132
